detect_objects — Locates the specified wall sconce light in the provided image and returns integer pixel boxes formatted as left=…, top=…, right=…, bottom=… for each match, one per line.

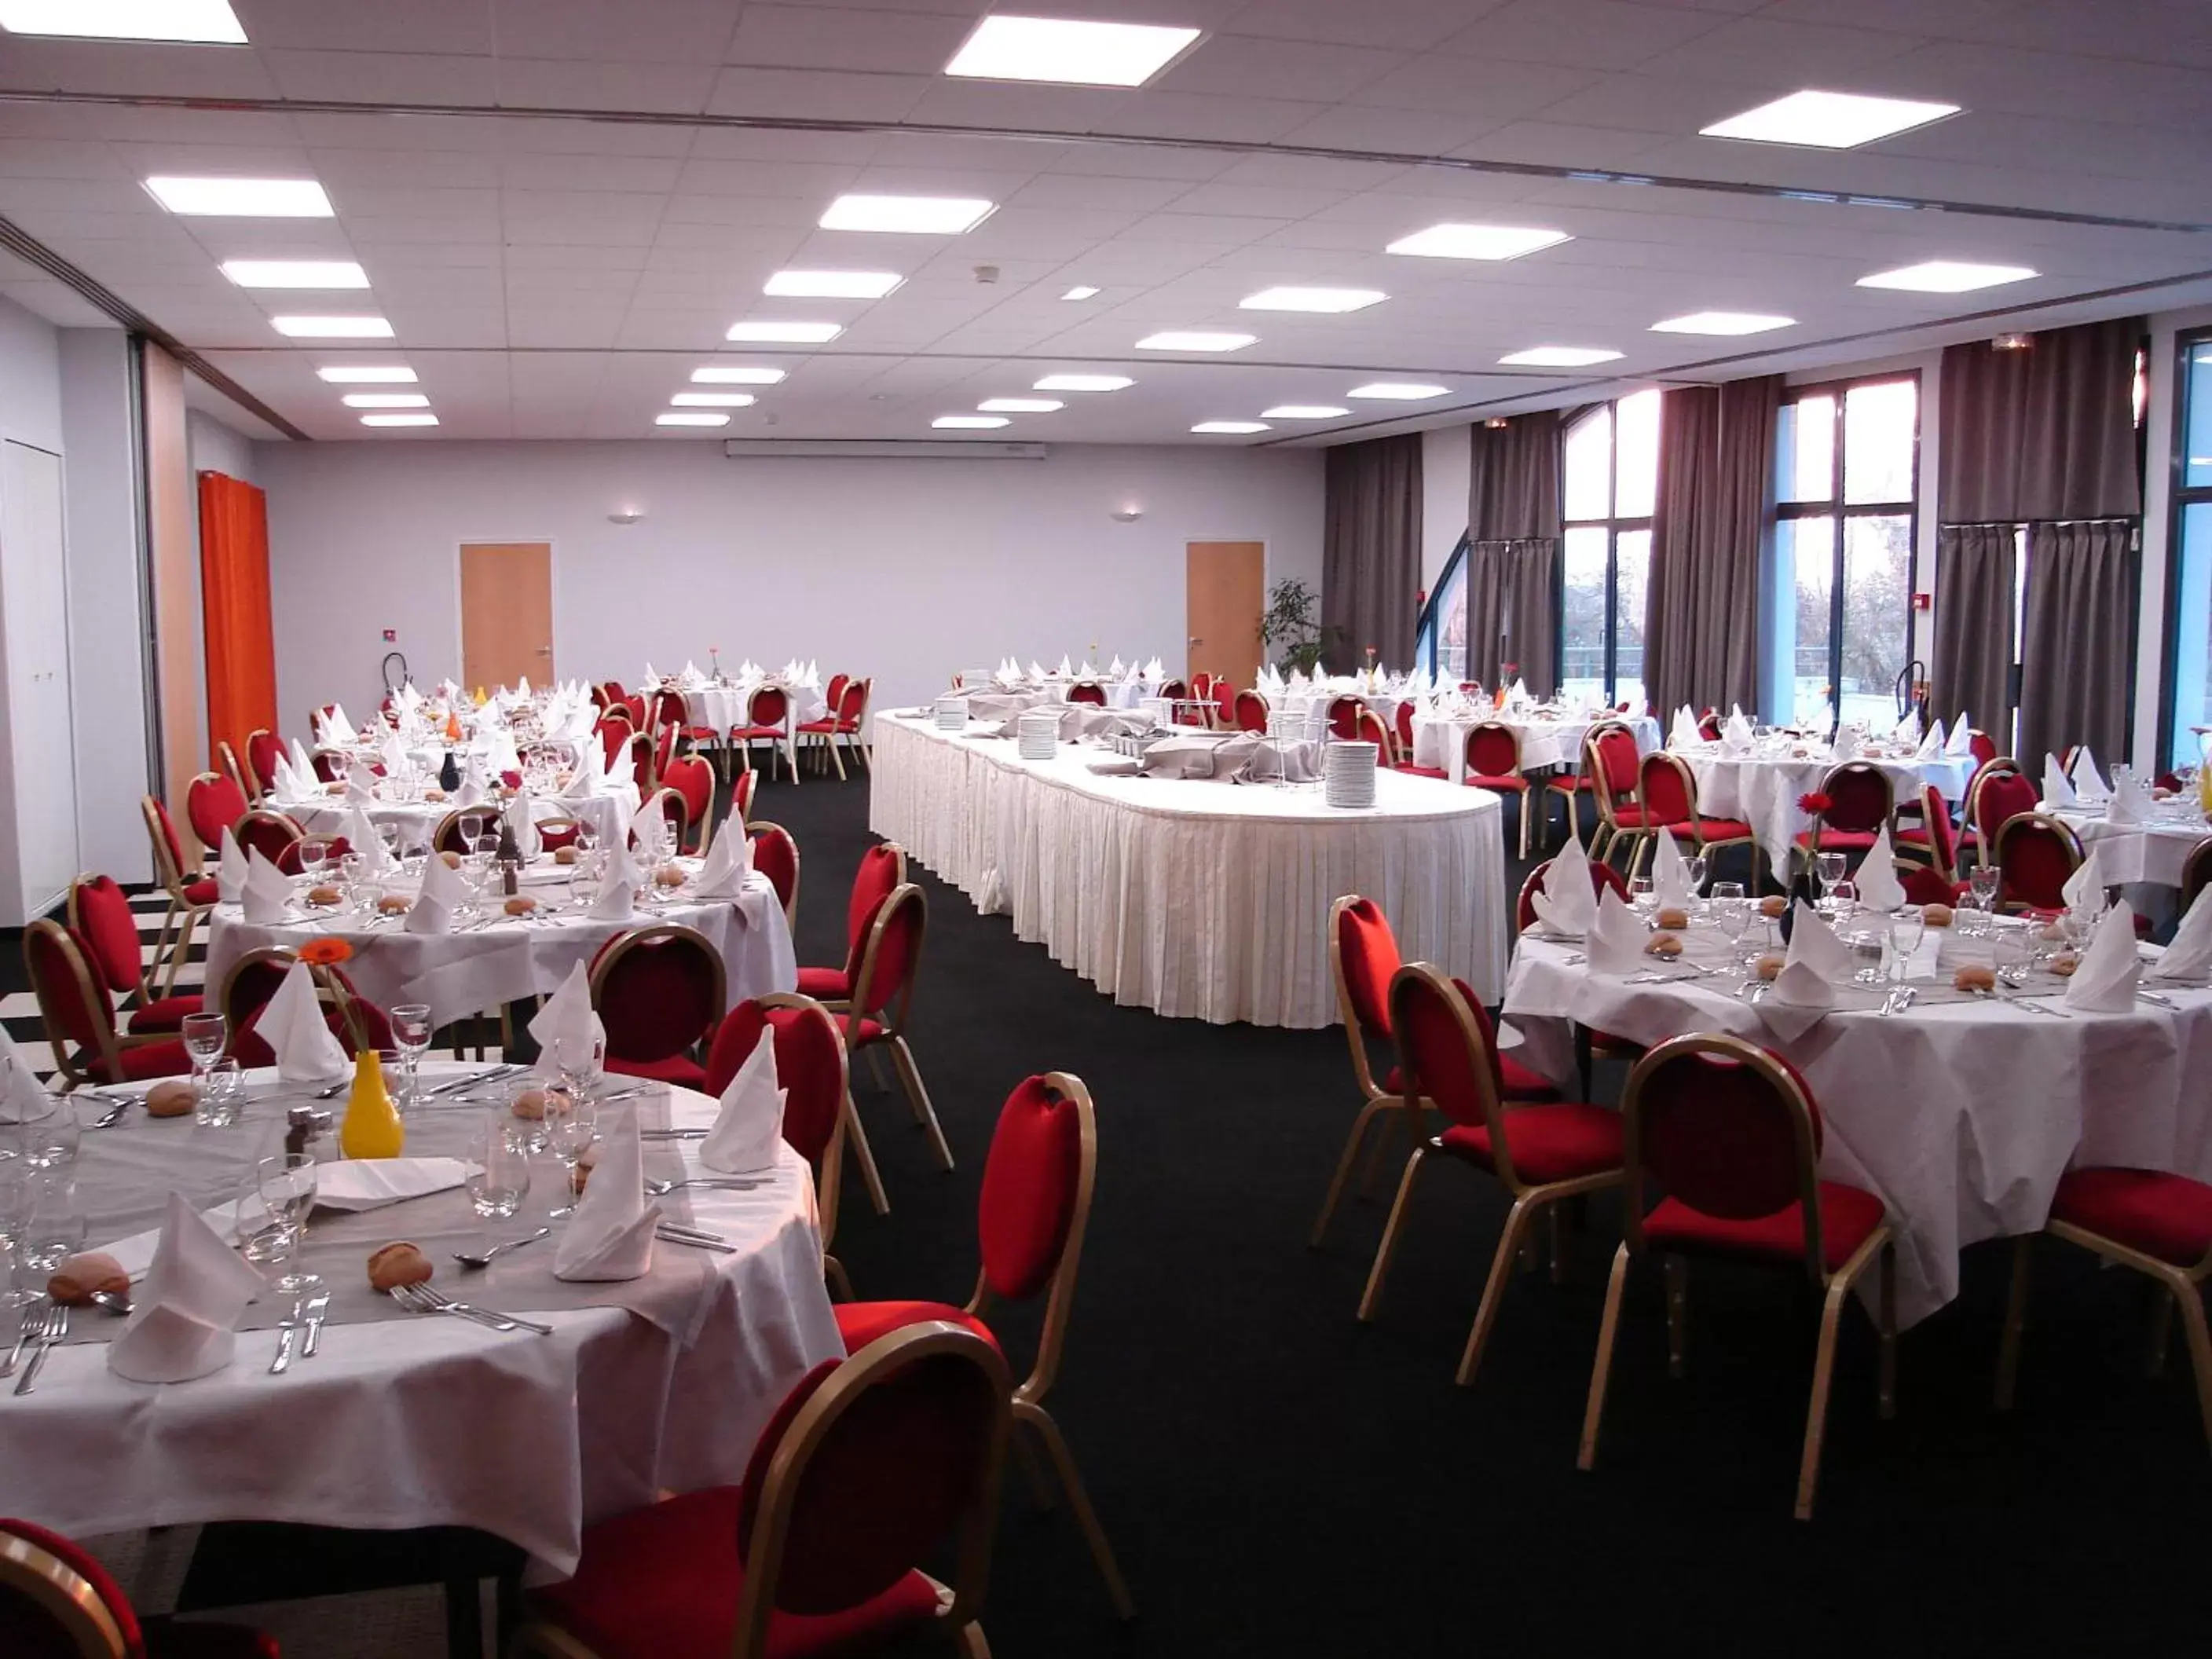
left=1485, top=417, right=1511, bottom=429
left=607, top=507, right=644, bottom=524
left=1990, top=332, right=2031, bottom=351
left=1111, top=504, right=1143, bottom=522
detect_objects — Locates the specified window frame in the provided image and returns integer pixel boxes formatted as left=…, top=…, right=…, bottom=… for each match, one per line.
left=2159, top=327, right=2212, bottom=772
left=1773, top=371, right=1922, bottom=729
left=1559, top=394, right=1657, bottom=706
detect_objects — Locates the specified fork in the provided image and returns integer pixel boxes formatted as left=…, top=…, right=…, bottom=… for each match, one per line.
left=0, top=1298, right=49, bottom=1379
left=393, top=1282, right=554, bottom=1335
left=645, top=1175, right=769, bottom=1196
left=13, top=1304, right=68, bottom=1394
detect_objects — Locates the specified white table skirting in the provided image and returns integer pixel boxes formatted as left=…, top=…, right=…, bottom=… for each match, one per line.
left=1675, top=748, right=1973, bottom=867
left=1413, top=712, right=1662, bottom=782
left=0, top=1064, right=840, bottom=1575
left=870, top=712, right=1507, bottom=1028
left=2054, top=807, right=2210, bottom=888
left=1504, top=936, right=2212, bottom=1326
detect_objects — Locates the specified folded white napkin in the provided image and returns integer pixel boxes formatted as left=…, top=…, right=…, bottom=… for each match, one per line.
left=1030, top=660, right=1046, bottom=681
left=108, top=1192, right=269, bottom=1384
left=2061, top=844, right=2106, bottom=915
left=1946, top=716, right=1973, bottom=756
left=2071, top=747, right=2111, bottom=804
left=1586, top=889, right=1649, bottom=976
left=1723, top=709, right=1755, bottom=750
left=240, top=848, right=293, bottom=925
left=555, top=1103, right=657, bottom=1281
left=1756, top=906, right=1846, bottom=1038
left=515, top=674, right=532, bottom=698
left=216, top=827, right=249, bottom=904
left=529, top=961, right=606, bottom=1077
left=701, top=1027, right=786, bottom=1174
left=261, top=961, right=350, bottom=1082
left=0, top=1027, right=51, bottom=1121
left=380, top=734, right=408, bottom=779
left=2152, top=886, right=2212, bottom=980
left=347, top=806, right=391, bottom=874
left=1785, top=900, right=1855, bottom=979
left=1915, top=718, right=1946, bottom=761
left=2041, top=753, right=2076, bottom=808
left=562, top=741, right=604, bottom=801
left=504, top=789, right=540, bottom=859
left=1668, top=705, right=1701, bottom=749
left=1531, top=833, right=1597, bottom=938
left=1056, top=654, right=1072, bottom=676
left=315, top=1157, right=467, bottom=1211
left=1147, top=656, right=1163, bottom=679
left=406, top=850, right=468, bottom=936
left=345, top=769, right=375, bottom=804
left=2107, top=773, right=2150, bottom=826
left=1855, top=829, right=1907, bottom=911
left=1892, top=709, right=1921, bottom=747
left=317, top=702, right=353, bottom=745
left=588, top=843, right=641, bottom=921
left=693, top=819, right=753, bottom=900
left=2064, top=903, right=2141, bottom=1013
left=1510, top=677, right=1529, bottom=704
left=1650, top=829, right=1693, bottom=909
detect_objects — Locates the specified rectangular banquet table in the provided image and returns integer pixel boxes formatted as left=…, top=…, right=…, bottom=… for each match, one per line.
left=870, top=711, right=1507, bottom=1028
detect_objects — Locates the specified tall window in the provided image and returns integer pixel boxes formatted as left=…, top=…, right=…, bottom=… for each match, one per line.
left=1415, top=537, right=1471, bottom=682
left=1771, top=376, right=1919, bottom=729
left=2167, top=335, right=2212, bottom=771
left=1561, top=387, right=1660, bottom=710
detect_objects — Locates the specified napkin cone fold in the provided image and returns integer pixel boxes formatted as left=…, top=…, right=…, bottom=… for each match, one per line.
left=108, top=1192, right=268, bottom=1384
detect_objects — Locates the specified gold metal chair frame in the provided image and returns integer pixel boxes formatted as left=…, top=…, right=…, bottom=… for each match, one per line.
left=747, top=991, right=852, bottom=1298
left=746, top=820, right=801, bottom=929
left=141, top=794, right=211, bottom=996
left=1894, top=782, right=1959, bottom=883
left=1624, top=751, right=1759, bottom=882
left=807, top=844, right=908, bottom=1016
left=731, top=686, right=799, bottom=785
left=66, top=873, right=178, bottom=1022
left=657, top=755, right=718, bottom=854
left=1358, top=962, right=1625, bottom=1386
left=1467, top=720, right=1536, bottom=858
left=217, top=738, right=255, bottom=805
left=511, top=1322, right=1010, bottom=1659
left=1991, top=811, right=2086, bottom=913
left=1577, top=1032, right=1896, bottom=1522
left=1964, top=755, right=2025, bottom=871
left=0, top=1524, right=134, bottom=1658
left=840, top=882, right=954, bottom=1217
left=1309, top=896, right=1433, bottom=1247
left=24, top=918, right=150, bottom=1091
left=587, top=922, right=727, bottom=1075
left=731, top=767, right=758, bottom=831
left=1578, top=723, right=1640, bottom=868
left=235, top=806, right=306, bottom=866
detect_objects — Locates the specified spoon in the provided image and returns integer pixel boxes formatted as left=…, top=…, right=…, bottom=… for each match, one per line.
left=452, top=1226, right=551, bottom=1269
left=86, top=1290, right=132, bottom=1316
left=645, top=1176, right=769, bottom=1196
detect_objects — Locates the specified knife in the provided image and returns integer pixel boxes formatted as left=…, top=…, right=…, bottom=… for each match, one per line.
left=269, top=1320, right=299, bottom=1375
left=427, top=1064, right=523, bottom=1097
left=300, top=1292, right=332, bottom=1358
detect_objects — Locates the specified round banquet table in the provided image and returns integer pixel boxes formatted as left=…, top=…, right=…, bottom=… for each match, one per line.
left=1412, top=711, right=1662, bottom=782
left=1503, top=920, right=2212, bottom=1326
left=671, top=680, right=829, bottom=738
left=266, top=778, right=640, bottom=855
left=0, top=1062, right=840, bottom=1575
left=203, top=862, right=797, bottom=1028
left=2049, top=801, right=2210, bottom=888
left=1672, top=742, right=1973, bottom=869
left=869, top=711, right=1507, bottom=1028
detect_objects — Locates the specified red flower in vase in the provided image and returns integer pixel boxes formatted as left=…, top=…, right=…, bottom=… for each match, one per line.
left=1797, top=791, right=1833, bottom=816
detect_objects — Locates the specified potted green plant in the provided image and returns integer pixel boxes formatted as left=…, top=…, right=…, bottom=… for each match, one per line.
left=1258, top=578, right=1340, bottom=674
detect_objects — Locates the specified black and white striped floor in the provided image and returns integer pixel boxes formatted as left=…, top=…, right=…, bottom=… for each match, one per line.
left=4, top=888, right=207, bottom=1083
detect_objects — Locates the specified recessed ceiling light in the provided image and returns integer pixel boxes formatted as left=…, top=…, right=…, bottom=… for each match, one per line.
left=273, top=315, right=393, bottom=338
left=1701, top=90, right=1960, bottom=149
left=360, top=413, right=438, bottom=427
left=1262, top=405, right=1350, bottom=419
left=980, top=398, right=1062, bottom=412
left=1035, top=374, right=1132, bottom=392
left=1137, top=331, right=1254, bottom=353
left=657, top=412, right=730, bottom=427
left=0, top=0, right=244, bottom=43
left=1650, top=311, right=1794, bottom=335
left=145, top=176, right=332, bottom=218
left=672, top=391, right=756, bottom=407
left=944, top=14, right=1200, bottom=87
left=1500, top=346, right=1624, bottom=368
left=1856, top=259, right=2038, bottom=293
left=725, top=320, right=841, bottom=343
left=316, top=365, right=416, bottom=383
left=1240, top=287, right=1385, bottom=313
left=1386, top=223, right=1571, bottom=261
left=340, top=393, right=428, bottom=408
left=222, top=258, right=367, bottom=290
left=934, top=415, right=1011, bottom=429
left=1192, top=421, right=1269, bottom=434
left=819, top=194, right=996, bottom=235
left=764, top=269, right=903, bottom=299
left=1346, top=383, right=1448, bottom=401
left=691, top=365, right=787, bottom=385
left=1061, top=285, right=1100, bottom=301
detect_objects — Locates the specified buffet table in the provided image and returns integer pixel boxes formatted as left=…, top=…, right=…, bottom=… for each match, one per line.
left=870, top=712, right=1507, bottom=1028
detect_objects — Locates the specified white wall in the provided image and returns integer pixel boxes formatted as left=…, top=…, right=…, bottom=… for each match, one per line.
left=1419, top=423, right=1468, bottom=595
left=0, top=295, right=62, bottom=455
left=256, top=440, right=1325, bottom=724
left=188, top=408, right=259, bottom=487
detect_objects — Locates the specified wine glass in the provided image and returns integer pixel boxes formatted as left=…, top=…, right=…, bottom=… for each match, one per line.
left=180, top=1011, right=226, bottom=1097
left=295, top=838, right=329, bottom=888
left=545, top=1093, right=597, bottom=1220
left=1710, top=881, right=1750, bottom=971
left=1888, top=906, right=1927, bottom=983
left=458, top=811, right=486, bottom=849
left=390, top=1003, right=434, bottom=1108
left=1684, top=852, right=1710, bottom=901
left=553, top=1034, right=603, bottom=1108
left=1815, top=851, right=1847, bottom=900
left=466, top=1112, right=533, bottom=1220
left=256, top=1153, right=322, bottom=1297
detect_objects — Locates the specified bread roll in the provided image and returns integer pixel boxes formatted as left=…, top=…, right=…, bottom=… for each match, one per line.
left=654, top=864, right=687, bottom=889
left=553, top=846, right=577, bottom=866
left=48, top=1251, right=128, bottom=1306
left=367, top=1242, right=433, bottom=1291
left=1759, top=895, right=1789, bottom=919
left=438, top=850, right=463, bottom=870
left=511, top=1085, right=568, bottom=1121
left=1755, top=954, right=1785, bottom=982
left=1645, top=932, right=1683, bottom=958
left=307, top=884, right=342, bottom=906
left=1954, top=964, right=1996, bottom=993
left=504, top=895, right=537, bottom=916
left=424, top=789, right=447, bottom=802
left=145, top=1079, right=196, bottom=1118
left=1923, top=903, right=1954, bottom=928
left=1654, top=906, right=1690, bottom=931
left=376, top=892, right=412, bottom=916
left=2049, top=954, right=2080, bottom=977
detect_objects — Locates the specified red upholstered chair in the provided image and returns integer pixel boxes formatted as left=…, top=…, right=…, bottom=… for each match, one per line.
left=1894, top=781, right=1961, bottom=882
left=0, top=1515, right=281, bottom=1659
left=648, top=720, right=679, bottom=790
left=1970, top=764, right=2038, bottom=867
left=1697, top=709, right=1723, bottom=742
left=837, top=884, right=953, bottom=1214
left=749, top=822, right=800, bottom=928
left=66, top=875, right=201, bottom=1035
left=1211, top=677, right=1238, bottom=730
left=1067, top=680, right=1108, bottom=706
left=1350, top=707, right=1393, bottom=761
left=1312, top=895, right=1560, bottom=1247
left=1585, top=724, right=1648, bottom=869
left=234, top=808, right=304, bottom=866
left=1466, top=722, right=1536, bottom=856
left=515, top=1323, right=1010, bottom=1659
left=1392, top=701, right=1421, bottom=771
left=1155, top=678, right=1200, bottom=728
left=647, top=687, right=690, bottom=748
left=728, top=766, right=759, bottom=830
left=1514, top=858, right=1630, bottom=931
left=1792, top=761, right=1894, bottom=858
left=1993, top=811, right=2083, bottom=913
left=1631, top=751, right=1756, bottom=880
left=1232, top=689, right=1269, bottom=733
left=621, top=694, right=649, bottom=729
left=1577, top=1034, right=1895, bottom=1521
left=1967, top=727, right=1998, bottom=767
left=308, top=749, right=348, bottom=784
left=22, top=921, right=192, bottom=1090
left=797, top=678, right=871, bottom=778
left=588, top=683, right=612, bottom=714
left=185, top=770, right=249, bottom=851
left=230, top=956, right=394, bottom=1068
left=622, top=731, right=654, bottom=793
left=731, top=686, right=797, bottom=784
left=141, top=795, right=215, bottom=994
left=218, top=739, right=255, bottom=806
left=1326, top=695, right=1364, bottom=740
left=590, top=924, right=726, bottom=1090
left=599, top=679, right=627, bottom=705
left=1358, top=965, right=1624, bottom=1386
left=1997, top=1167, right=2212, bottom=1456
left=660, top=754, right=716, bottom=854
left=1899, top=865, right=1967, bottom=909
left=246, top=728, right=285, bottom=800
left=707, top=993, right=852, bottom=1291
left=797, top=843, right=907, bottom=1013
left=274, top=834, right=350, bottom=877
left=831, top=1074, right=1135, bottom=1619
left=2185, top=837, right=2212, bottom=913
left=822, top=672, right=851, bottom=715
left=595, top=715, right=632, bottom=774
left=217, top=947, right=301, bottom=1042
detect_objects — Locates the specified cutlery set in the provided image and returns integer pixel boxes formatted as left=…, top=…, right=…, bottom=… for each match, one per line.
left=269, top=1291, right=332, bottom=1375
left=5, top=1304, right=68, bottom=1394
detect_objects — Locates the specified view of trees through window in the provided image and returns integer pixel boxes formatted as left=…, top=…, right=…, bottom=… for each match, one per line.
left=1561, top=388, right=1660, bottom=710
left=2170, top=338, right=2212, bottom=771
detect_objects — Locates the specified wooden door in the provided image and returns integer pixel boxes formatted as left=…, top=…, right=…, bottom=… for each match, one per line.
left=1, top=441, right=79, bottom=921
left=459, top=542, right=553, bottom=693
left=1185, top=540, right=1265, bottom=690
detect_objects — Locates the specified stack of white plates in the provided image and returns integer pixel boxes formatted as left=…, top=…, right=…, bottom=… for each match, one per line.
left=932, top=697, right=967, bottom=731
left=1017, top=712, right=1060, bottom=760
left=1324, top=740, right=1378, bottom=808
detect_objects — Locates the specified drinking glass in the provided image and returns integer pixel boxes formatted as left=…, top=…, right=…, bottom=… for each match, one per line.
left=21, top=1175, right=84, bottom=1279
left=466, top=1112, right=533, bottom=1220
left=1628, top=876, right=1655, bottom=917
left=1684, top=853, right=1710, bottom=900
left=1815, top=851, right=1847, bottom=899
left=553, top=1034, right=603, bottom=1109
left=1888, top=907, right=1927, bottom=983
left=0, top=1166, right=33, bottom=1309
left=1969, top=863, right=2000, bottom=912
left=17, top=1092, right=77, bottom=1172
left=195, top=1057, right=244, bottom=1127
left=390, top=1003, right=434, bottom=1108
left=296, top=839, right=328, bottom=886
left=507, top=1076, right=551, bottom=1156
left=181, top=1011, right=226, bottom=1094
left=458, top=811, right=486, bottom=849
left=546, top=1093, right=597, bottom=1219
left=256, top=1152, right=322, bottom=1296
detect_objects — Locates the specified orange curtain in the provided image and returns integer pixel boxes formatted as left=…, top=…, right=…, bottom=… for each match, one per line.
left=197, top=471, right=277, bottom=770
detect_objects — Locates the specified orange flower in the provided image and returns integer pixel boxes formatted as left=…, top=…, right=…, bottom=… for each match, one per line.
left=299, top=937, right=353, bottom=967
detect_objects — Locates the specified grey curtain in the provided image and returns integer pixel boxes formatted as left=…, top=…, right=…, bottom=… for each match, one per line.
left=1461, top=412, right=1563, bottom=690
left=1643, top=375, right=1779, bottom=718
left=1939, top=318, right=2143, bottom=522
left=1929, top=523, right=2018, bottom=742
left=1463, top=540, right=1558, bottom=692
left=2019, top=518, right=2136, bottom=768
left=1322, top=434, right=1423, bottom=669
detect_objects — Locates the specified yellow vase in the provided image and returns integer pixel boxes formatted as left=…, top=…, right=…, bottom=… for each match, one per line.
left=338, top=1048, right=405, bottom=1159
left=2199, top=764, right=2212, bottom=818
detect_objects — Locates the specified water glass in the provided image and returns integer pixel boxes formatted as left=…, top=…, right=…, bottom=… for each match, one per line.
left=467, top=1112, right=533, bottom=1220
left=21, top=1175, right=84, bottom=1279
left=19, top=1097, right=79, bottom=1171
left=194, top=1058, right=244, bottom=1127
left=256, top=1153, right=322, bottom=1296
left=459, top=811, right=486, bottom=849
left=0, top=1166, right=33, bottom=1308
left=1628, top=876, right=1655, bottom=917
left=507, top=1076, right=552, bottom=1156
left=546, top=1093, right=597, bottom=1219
left=1969, top=864, right=2000, bottom=913
left=390, top=1003, right=434, bottom=1107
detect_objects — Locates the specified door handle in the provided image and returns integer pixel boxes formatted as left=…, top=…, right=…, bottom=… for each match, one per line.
left=535, top=647, right=552, bottom=656
left=1188, top=635, right=1202, bottom=646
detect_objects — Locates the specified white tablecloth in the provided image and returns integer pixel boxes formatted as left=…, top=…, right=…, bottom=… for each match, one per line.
left=1414, top=712, right=1662, bottom=782
left=870, top=712, right=1507, bottom=1028
left=0, top=1064, right=840, bottom=1574
left=1504, top=932, right=2212, bottom=1326
left=672, top=681, right=829, bottom=739
left=2053, top=805, right=2210, bottom=888
left=203, top=872, right=797, bottom=1028
left=269, top=782, right=639, bottom=855
left=1674, top=745, right=1973, bottom=866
